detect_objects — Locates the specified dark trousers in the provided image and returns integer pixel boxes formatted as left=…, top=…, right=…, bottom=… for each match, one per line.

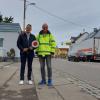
left=20, top=52, right=34, bottom=80
left=39, top=55, right=52, bottom=81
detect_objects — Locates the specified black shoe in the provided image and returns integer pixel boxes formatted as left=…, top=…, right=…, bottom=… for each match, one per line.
left=38, top=80, right=46, bottom=85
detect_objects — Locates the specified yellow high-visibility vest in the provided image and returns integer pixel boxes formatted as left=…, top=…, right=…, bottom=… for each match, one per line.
left=36, top=32, right=56, bottom=57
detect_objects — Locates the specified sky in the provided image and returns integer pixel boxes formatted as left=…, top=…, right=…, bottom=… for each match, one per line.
left=0, top=0, right=100, bottom=47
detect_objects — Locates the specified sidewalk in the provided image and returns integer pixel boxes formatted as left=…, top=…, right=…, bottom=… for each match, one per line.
left=0, top=62, right=13, bottom=68
left=33, top=58, right=97, bottom=100
left=0, top=63, right=38, bottom=100
left=0, top=59, right=97, bottom=100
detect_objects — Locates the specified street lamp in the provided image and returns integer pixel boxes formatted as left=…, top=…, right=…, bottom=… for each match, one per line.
left=27, top=3, right=36, bottom=6
left=23, top=0, right=36, bottom=31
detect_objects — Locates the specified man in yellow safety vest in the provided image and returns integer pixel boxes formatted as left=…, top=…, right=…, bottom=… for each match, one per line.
left=36, top=23, right=56, bottom=86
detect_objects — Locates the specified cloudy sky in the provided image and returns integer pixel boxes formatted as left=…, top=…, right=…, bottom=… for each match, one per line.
left=0, top=0, right=100, bottom=47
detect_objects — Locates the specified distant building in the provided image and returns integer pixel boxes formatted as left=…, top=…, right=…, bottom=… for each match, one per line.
left=70, top=36, right=77, bottom=43
left=70, top=32, right=89, bottom=44
left=55, top=48, right=69, bottom=58
left=0, top=23, right=21, bottom=58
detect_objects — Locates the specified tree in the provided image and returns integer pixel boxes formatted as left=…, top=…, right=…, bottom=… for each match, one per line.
left=61, top=41, right=72, bottom=46
left=3, top=16, right=13, bottom=23
left=0, top=15, right=3, bottom=22
left=66, top=41, right=72, bottom=45
left=7, top=48, right=15, bottom=61
left=0, top=12, right=14, bottom=23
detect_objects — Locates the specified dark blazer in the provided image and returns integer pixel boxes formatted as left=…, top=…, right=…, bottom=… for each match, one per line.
left=17, top=32, right=36, bottom=53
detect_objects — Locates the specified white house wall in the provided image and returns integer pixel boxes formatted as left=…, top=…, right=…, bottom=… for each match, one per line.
left=0, top=32, right=20, bottom=57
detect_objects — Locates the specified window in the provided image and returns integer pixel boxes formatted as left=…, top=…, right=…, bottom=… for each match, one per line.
left=0, top=38, right=4, bottom=47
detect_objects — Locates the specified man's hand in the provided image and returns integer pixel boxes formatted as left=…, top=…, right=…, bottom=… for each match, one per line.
left=51, top=52, right=54, bottom=55
left=23, top=48, right=28, bottom=52
left=29, top=46, right=33, bottom=50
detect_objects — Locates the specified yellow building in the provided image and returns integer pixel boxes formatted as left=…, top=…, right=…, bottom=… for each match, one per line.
left=55, top=48, right=69, bottom=58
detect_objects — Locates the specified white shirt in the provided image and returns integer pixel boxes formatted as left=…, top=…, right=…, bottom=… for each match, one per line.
left=26, top=33, right=30, bottom=40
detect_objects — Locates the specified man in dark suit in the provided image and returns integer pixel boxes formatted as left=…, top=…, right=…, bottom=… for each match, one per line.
left=17, top=24, right=36, bottom=85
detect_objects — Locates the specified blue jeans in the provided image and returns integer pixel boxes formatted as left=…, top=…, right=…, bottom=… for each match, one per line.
left=39, top=55, right=52, bottom=81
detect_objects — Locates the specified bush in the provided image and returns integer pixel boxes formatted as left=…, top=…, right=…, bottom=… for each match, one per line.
left=7, top=48, right=15, bottom=60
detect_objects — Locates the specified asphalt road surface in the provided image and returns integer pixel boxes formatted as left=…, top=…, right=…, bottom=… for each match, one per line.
left=53, top=59, right=100, bottom=88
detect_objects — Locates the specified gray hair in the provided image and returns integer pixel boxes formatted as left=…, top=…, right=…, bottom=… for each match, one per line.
left=42, top=23, right=48, bottom=29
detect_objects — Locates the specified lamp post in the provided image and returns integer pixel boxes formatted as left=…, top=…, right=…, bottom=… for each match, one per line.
left=23, top=0, right=36, bottom=31
left=23, top=0, right=26, bottom=31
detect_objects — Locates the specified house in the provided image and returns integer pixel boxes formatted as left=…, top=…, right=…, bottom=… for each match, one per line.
left=70, top=32, right=89, bottom=44
left=0, top=23, right=21, bottom=58
left=75, top=32, right=89, bottom=44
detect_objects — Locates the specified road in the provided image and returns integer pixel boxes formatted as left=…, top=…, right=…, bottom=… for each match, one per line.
left=53, top=59, right=100, bottom=88
left=0, top=59, right=100, bottom=100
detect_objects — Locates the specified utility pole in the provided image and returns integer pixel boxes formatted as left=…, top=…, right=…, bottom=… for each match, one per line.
left=23, top=0, right=26, bottom=31
left=23, top=0, right=36, bottom=31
